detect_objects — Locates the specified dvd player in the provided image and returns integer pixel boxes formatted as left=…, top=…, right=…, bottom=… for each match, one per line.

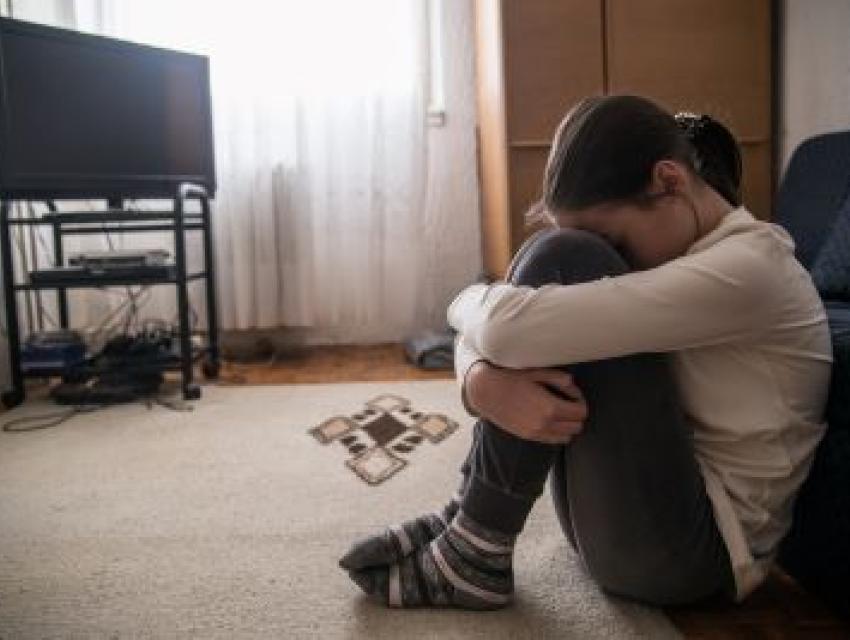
left=29, top=264, right=177, bottom=285
left=69, top=250, right=170, bottom=269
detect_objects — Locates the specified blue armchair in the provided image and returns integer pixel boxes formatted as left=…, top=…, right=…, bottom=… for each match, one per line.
left=773, top=131, right=850, bottom=619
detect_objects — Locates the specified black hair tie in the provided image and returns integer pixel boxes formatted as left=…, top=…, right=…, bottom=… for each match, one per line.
left=674, top=111, right=711, bottom=136
left=674, top=111, right=714, bottom=173
left=673, top=111, right=742, bottom=206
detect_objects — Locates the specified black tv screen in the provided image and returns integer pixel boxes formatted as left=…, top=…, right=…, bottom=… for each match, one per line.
left=0, top=17, right=216, bottom=198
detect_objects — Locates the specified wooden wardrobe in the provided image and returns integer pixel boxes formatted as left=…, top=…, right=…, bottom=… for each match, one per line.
left=474, top=0, right=775, bottom=279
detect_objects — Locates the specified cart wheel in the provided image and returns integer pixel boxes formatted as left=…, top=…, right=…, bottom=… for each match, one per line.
left=184, top=384, right=202, bottom=401
left=2, top=389, right=24, bottom=409
left=202, top=359, right=220, bottom=380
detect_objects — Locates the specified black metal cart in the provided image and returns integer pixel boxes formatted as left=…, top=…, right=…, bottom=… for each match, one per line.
left=0, top=183, right=220, bottom=408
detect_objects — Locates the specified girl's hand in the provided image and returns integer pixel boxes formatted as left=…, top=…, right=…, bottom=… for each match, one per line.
left=464, top=361, right=588, bottom=444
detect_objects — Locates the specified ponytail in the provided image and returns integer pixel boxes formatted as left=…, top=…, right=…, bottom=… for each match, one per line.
left=674, top=112, right=743, bottom=206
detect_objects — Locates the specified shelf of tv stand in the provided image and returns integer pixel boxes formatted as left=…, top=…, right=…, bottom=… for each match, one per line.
left=16, top=270, right=208, bottom=290
left=0, top=189, right=220, bottom=408
left=21, top=345, right=210, bottom=379
left=6, top=210, right=204, bottom=224
left=6, top=210, right=205, bottom=234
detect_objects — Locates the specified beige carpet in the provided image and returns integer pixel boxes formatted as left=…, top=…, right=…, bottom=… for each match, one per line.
left=0, top=381, right=681, bottom=639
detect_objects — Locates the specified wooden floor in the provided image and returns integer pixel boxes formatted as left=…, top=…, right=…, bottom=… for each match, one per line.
left=218, top=343, right=454, bottom=385
left=219, top=343, right=849, bottom=639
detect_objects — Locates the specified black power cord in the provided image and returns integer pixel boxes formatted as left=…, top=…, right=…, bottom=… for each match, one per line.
left=2, top=405, right=104, bottom=433
left=2, top=387, right=194, bottom=433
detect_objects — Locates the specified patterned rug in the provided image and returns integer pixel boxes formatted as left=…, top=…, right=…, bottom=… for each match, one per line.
left=0, top=381, right=681, bottom=639
left=309, top=393, right=458, bottom=484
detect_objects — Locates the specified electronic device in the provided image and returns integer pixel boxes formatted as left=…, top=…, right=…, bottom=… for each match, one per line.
left=0, top=17, right=216, bottom=199
left=29, top=264, right=178, bottom=285
left=50, top=331, right=176, bottom=404
left=21, top=330, right=87, bottom=374
left=69, top=250, right=170, bottom=270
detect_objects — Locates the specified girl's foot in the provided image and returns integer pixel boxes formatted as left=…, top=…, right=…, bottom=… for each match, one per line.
left=338, top=492, right=462, bottom=571
left=345, top=509, right=515, bottom=610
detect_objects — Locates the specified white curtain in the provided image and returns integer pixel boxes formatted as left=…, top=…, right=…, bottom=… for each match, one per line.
left=12, top=0, right=461, bottom=344
left=95, top=1, right=432, bottom=341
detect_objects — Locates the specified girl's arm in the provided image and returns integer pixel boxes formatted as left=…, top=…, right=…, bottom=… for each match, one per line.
left=448, top=240, right=782, bottom=370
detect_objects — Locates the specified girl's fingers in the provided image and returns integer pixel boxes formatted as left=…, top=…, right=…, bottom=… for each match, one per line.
left=550, top=396, right=589, bottom=422
left=529, top=369, right=584, bottom=402
left=540, top=421, right=583, bottom=444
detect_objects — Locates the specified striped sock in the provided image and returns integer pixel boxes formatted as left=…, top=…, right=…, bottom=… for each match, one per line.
left=345, top=509, right=515, bottom=610
left=338, top=492, right=462, bottom=571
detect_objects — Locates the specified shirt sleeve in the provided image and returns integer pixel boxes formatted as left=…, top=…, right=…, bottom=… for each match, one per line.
left=447, top=240, right=779, bottom=369
left=453, top=334, right=485, bottom=417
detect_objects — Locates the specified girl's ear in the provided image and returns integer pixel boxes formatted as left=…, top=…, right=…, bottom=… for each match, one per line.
left=650, top=159, right=688, bottom=196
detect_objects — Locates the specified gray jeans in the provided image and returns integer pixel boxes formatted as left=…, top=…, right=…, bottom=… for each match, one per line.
left=457, top=228, right=736, bottom=606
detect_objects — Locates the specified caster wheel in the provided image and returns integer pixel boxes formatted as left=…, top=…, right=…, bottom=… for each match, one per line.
left=202, top=359, right=220, bottom=380
left=2, top=389, right=24, bottom=408
left=184, top=384, right=202, bottom=401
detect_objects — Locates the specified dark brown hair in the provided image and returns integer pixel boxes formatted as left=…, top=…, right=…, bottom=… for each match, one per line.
left=529, top=95, right=742, bottom=222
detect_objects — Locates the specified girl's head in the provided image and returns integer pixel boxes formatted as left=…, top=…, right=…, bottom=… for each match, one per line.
left=531, top=95, right=742, bottom=269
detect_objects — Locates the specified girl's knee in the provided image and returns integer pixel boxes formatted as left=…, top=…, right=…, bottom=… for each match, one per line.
left=508, top=228, right=629, bottom=287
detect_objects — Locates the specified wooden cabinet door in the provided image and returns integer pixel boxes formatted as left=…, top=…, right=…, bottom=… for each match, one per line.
left=502, top=0, right=605, bottom=143
left=605, top=0, right=773, bottom=217
left=501, top=0, right=606, bottom=273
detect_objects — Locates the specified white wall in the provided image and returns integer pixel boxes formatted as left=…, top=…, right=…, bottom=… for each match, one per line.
left=7, top=0, right=74, bottom=24
left=780, top=0, right=850, bottom=172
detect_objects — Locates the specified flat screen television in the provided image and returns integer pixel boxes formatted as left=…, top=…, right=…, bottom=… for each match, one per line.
left=0, top=17, right=216, bottom=199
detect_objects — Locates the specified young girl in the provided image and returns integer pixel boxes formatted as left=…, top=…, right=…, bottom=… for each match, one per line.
left=339, top=95, right=832, bottom=609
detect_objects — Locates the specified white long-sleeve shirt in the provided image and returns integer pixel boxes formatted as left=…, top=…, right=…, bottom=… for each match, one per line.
left=448, top=206, right=832, bottom=601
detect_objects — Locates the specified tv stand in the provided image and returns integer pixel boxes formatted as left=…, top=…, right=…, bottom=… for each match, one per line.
left=0, top=183, right=220, bottom=407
